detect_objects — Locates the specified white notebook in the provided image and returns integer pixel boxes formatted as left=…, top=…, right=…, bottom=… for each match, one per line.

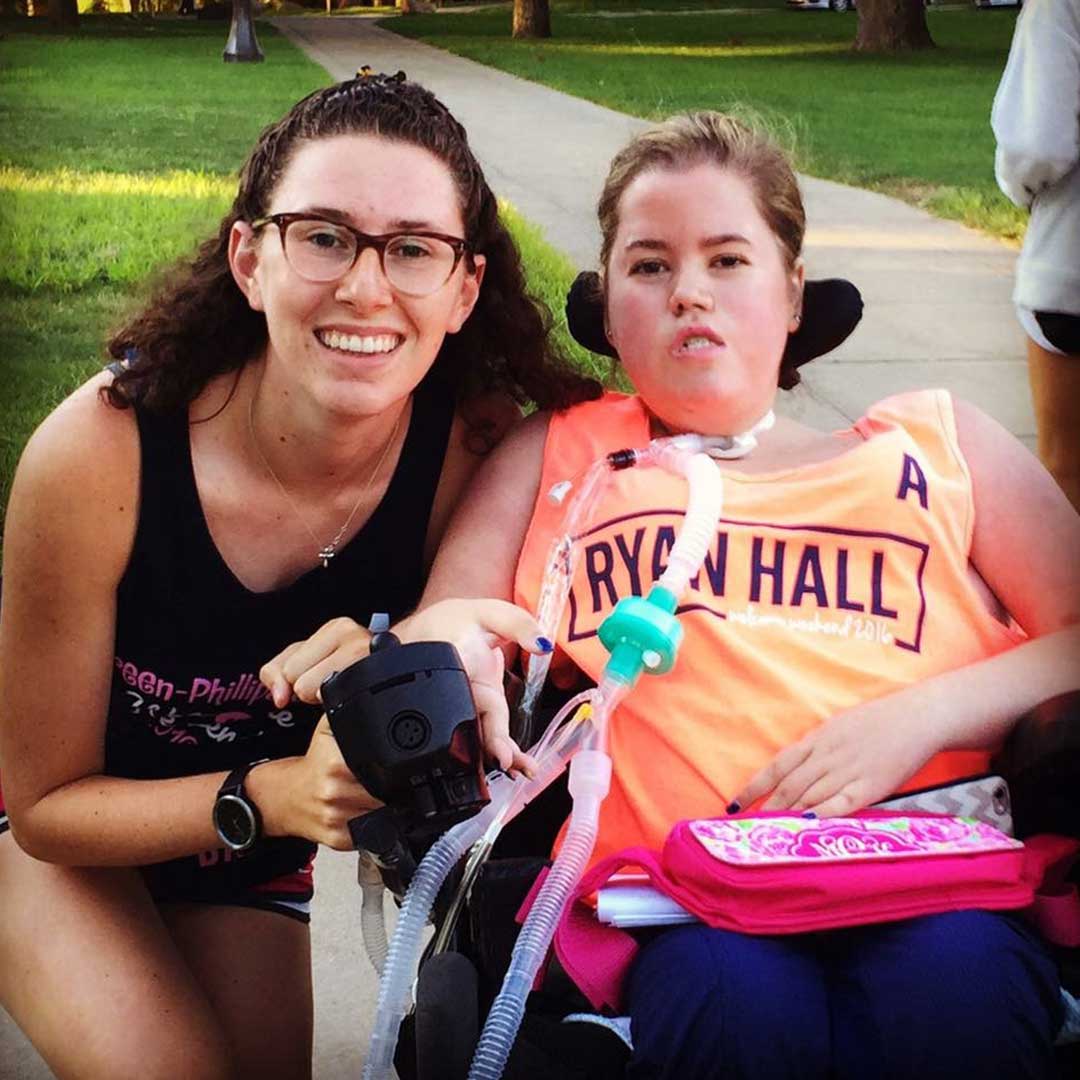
left=596, top=876, right=700, bottom=928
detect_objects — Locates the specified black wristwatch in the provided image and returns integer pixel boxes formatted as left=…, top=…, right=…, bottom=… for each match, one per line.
left=212, top=759, right=269, bottom=852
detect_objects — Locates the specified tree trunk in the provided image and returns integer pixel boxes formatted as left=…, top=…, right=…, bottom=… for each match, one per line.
left=222, top=0, right=264, bottom=61
left=854, top=0, right=933, bottom=52
left=47, top=0, right=79, bottom=28
left=512, top=0, right=550, bottom=39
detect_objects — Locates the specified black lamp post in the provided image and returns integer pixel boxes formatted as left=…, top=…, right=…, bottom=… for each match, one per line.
left=223, top=0, right=265, bottom=63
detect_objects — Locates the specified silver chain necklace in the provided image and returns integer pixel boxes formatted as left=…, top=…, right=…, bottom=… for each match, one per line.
left=248, top=392, right=405, bottom=569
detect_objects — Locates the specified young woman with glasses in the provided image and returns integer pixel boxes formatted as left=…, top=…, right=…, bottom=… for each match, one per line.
left=0, top=73, right=591, bottom=1078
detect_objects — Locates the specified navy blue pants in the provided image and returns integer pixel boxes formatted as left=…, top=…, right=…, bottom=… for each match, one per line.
left=626, top=911, right=1064, bottom=1080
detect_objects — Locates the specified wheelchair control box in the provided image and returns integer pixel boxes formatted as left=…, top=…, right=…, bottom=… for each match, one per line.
left=321, top=637, right=490, bottom=836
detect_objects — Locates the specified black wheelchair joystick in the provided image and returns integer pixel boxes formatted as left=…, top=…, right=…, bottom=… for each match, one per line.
left=321, top=615, right=491, bottom=842
left=369, top=611, right=402, bottom=655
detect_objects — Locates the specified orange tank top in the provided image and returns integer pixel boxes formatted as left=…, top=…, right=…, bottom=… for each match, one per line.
left=514, top=390, right=1023, bottom=865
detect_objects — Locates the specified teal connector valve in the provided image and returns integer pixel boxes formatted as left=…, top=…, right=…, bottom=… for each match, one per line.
left=598, top=585, right=684, bottom=686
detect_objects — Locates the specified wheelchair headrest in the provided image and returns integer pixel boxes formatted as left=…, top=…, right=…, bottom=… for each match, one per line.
left=564, top=272, right=864, bottom=371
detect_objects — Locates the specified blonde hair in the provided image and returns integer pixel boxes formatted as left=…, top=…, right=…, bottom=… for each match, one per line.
left=596, top=111, right=806, bottom=387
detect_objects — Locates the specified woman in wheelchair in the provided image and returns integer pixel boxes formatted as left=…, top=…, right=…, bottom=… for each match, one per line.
left=270, top=112, right=1080, bottom=1078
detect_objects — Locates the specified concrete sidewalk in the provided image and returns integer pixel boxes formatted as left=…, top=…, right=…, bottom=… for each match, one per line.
left=0, top=15, right=1035, bottom=1080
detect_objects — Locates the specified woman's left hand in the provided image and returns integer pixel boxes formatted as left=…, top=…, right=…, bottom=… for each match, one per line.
left=730, top=692, right=943, bottom=817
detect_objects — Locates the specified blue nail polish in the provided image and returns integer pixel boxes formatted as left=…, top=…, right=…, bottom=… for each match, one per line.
left=536, top=636, right=554, bottom=654
left=802, top=810, right=818, bottom=819
left=725, top=800, right=741, bottom=815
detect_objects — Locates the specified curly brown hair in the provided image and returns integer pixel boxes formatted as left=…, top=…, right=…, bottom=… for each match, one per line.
left=105, top=72, right=600, bottom=429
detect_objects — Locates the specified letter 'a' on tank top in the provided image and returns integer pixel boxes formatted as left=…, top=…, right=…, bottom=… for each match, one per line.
left=514, top=390, right=1024, bottom=868
left=0, top=371, right=456, bottom=872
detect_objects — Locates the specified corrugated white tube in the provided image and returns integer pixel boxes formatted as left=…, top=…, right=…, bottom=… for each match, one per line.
left=428, top=696, right=599, bottom=966
left=467, top=748, right=613, bottom=1080
left=362, top=698, right=599, bottom=1080
left=362, top=804, right=501, bottom=1080
left=654, top=449, right=724, bottom=600
left=358, top=852, right=389, bottom=975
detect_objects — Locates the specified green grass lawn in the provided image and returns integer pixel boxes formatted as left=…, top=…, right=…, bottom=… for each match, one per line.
left=0, top=17, right=321, bottom=537
left=551, top=0, right=785, bottom=11
left=388, top=5, right=1026, bottom=240
left=0, top=15, right=601, bottom=541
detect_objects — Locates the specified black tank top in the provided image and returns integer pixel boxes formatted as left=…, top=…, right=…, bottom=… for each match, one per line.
left=102, top=373, right=455, bottom=891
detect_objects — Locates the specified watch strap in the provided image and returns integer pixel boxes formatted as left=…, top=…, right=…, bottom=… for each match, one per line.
left=219, top=758, right=269, bottom=800
left=214, top=758, right=270, bottom=849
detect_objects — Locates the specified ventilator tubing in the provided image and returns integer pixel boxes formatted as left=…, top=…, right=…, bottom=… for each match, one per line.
left=358, top=852, right=389, bottom=975
left=653, top=448, right=725, bottom=599
left=430, top=695, right=599, bottom=959
left=521, top=433, right=729, bottom=721
left=467, top=446, right=723, bottom=1077
left=362, top=804, right=492, bottom=1080
left=467, top=746, right=613, bottom=1080
left=521, top=457, right=613, bottom=720
left=361, top=691, right=599, bottom=1080
left=366, top=436, right=727, bottom=1078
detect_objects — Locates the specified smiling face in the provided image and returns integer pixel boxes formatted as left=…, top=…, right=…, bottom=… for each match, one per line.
left=229, top=133, right=485, bottom=420
left=605, top=162, right=803, bottom=436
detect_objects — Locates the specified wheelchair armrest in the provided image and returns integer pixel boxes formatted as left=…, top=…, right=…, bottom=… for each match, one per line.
left=993, top=690, right=1080, bottom=840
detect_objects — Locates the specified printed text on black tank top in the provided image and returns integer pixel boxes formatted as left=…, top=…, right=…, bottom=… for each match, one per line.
left=115, top=656, right=295, bottom=747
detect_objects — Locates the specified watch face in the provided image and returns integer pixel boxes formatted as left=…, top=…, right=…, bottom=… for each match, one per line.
left=214, top=794, right=257, bottom=851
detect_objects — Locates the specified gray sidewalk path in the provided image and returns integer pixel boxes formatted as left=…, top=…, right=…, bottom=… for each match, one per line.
left=0, top=15, right=1034, bottom=1080
left=274, top=14, right=1033, bottom=444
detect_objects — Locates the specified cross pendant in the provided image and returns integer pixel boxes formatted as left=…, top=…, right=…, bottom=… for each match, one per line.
left=318, top=546, right=336, bottom=568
